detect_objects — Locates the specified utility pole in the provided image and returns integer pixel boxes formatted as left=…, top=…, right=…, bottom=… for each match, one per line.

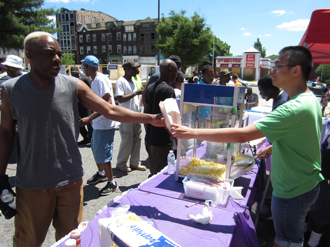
left=157, top=0, right=160, bottom=66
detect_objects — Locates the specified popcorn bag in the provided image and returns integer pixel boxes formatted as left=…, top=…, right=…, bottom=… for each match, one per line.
left=159, top=98, right=181, bottom=130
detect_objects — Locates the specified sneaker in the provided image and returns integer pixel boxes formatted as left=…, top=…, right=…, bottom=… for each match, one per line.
left=99, top=181, right=117, bottom=196
left=78, top=139, right=91, bottom=145
left=130, top=164, right=146, bottom=171
left=87, top=172, right=107, bottom=185
left=116, top=166, right=132, bottom=172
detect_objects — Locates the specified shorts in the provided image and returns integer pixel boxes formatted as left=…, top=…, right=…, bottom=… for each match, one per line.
left=91, top=129, right=115, bottom=164
left=272, top=183, right=320, bottom=247
left=308, top=180, right=330, bottom=227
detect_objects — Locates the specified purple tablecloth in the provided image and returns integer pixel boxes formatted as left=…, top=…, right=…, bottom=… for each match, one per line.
left=138, top=163, right=262, bottom=210
left=55, top=190, right=258, bottom=247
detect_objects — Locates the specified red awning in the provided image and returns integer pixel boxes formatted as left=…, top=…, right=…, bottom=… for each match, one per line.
left=299, top=9, right=330, bottom=64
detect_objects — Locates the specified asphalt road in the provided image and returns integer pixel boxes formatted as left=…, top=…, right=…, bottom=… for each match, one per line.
left=0, top=89, right=279, bottom=247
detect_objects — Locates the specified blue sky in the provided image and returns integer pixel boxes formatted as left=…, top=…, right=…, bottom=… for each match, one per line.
left=45, top=0, right=328, bottom=57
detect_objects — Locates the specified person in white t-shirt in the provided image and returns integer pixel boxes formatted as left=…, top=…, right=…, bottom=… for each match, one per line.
left=115, top=61, right=146, bottom=172
left=79, top=55, right=119, bottom=196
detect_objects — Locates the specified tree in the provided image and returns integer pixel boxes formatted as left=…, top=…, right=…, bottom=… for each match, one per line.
left=61, top=53, right=76, bottom=65
left=266, top=54, right=278, bottom=60
left=254, top=38, right=266, bottom=58
left=315, top=64, right=330, bottom=80
left=0, top=0, right=58, bottom=50
left=156, top=10, right=213, bottom=69
left=205, top=35, right=231, bottom=66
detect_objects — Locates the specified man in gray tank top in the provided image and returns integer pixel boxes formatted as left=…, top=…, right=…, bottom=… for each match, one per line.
left=0, top=31, right=164, bottom=247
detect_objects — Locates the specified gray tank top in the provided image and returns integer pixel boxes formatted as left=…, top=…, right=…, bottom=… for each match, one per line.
left=3, top=74, right=83, bottom=189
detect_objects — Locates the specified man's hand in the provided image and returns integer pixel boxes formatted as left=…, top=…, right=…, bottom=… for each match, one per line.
left=79, top=117, right=90, bottom=127
left=0, top=175, right=17, bottom=219
left=256, top=145, right=272, bottom=159
left=135, top=89, right=144, bottom=96
left=149, top=113, right=165, bottom=127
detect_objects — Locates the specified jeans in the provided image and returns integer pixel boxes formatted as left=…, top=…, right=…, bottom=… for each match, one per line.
left=272, top=183, right=320, bottom=247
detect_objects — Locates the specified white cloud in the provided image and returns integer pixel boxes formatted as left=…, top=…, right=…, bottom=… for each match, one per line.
left=258, top=35, right=263, bottom=37
left=271, top=10, right=286, bottom=16
left=47, top=15, right=56, bottom=24
left=276, top=19, right=309, bottom=31
left=241, top=28, right=245, bottom=31
left=243, top=32, right=251, bottom=36
left=265, top=34, right=271, bottom=37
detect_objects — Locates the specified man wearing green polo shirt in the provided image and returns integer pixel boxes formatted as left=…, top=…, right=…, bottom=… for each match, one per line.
left=170, top=46, right=323, bottom=247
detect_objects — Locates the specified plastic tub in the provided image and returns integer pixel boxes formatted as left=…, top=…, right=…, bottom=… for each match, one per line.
left=183, top=173, right=234, bottom=206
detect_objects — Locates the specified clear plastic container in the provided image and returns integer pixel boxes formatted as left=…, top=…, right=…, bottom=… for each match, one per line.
left=183, top=173, right=234, bottom=206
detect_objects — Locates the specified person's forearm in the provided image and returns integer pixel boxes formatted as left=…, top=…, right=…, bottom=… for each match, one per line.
left=0, top=128, right=15, bottom=175
left=103, top=104, right=155, bottom=124
left=117, top=92, right=136, bottom=103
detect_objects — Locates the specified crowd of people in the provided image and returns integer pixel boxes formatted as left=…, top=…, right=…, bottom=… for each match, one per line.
left=0, top=31, right=329, bottom=247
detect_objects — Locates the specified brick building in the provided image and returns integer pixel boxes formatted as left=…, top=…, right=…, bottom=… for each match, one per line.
left=56, top=8, right=117, bottom=63
left=77, top=17, right=159, bottom=66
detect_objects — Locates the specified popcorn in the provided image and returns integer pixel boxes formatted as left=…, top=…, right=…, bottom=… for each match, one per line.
left=179, top=158, right=226, bottom=177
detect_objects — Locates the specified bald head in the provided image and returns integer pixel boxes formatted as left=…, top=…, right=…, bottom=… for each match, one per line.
left=159, top=59, right=178, bottom=84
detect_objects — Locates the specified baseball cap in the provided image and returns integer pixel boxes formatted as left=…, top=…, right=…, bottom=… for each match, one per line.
left=71, top=67, right=80, bottom=73
left=168, top=55, right=181, bottom=64
left=2, top=55, right=23, bottom=69
left=219, top=69, right=231, bottom=77
left=176, top=71, right=187, bottom=80
left=122, top=61, right=141, bottom=69
left=193, top=76, right=199, bottom=81
left=81, top=55, right=99, bottom=68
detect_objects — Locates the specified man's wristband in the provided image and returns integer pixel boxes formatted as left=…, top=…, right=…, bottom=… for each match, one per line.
left=133, top=92, right=136, bottom=96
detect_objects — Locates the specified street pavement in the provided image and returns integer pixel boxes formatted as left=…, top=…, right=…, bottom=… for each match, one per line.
left=1, top=87, right=328, bottom=247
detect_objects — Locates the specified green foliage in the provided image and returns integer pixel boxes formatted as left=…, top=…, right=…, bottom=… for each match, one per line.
left=244, top=74, right=253, bottom=81
left=326, top=79, right=330, bottom=83
left=266, top=54, right=278, bottom=60
left=156, top=10, right=213, bottom=69
left=253, top=38, right=266, bottom=58
left=61, top=53, right=76, bottom=65
left=315, top=64, right=330, bottom=80
left=0, top=0, right=58, bottom=50
left=204, top=36, right=231, bottom=66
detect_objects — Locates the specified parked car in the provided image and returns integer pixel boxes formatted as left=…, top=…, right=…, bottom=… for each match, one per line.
left=307, top=81, right=325, bottom=97
left=238, top=77, right=253, bottom=88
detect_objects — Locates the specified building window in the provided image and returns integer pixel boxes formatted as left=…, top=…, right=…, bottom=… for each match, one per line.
left=128, top=33, right=131, bottom=42
left=80, top=46, right=84, bottom=55
left=93, top=46, right=97, bottom=54
left=108, top=45, right=112, bottom=54
left=123, top=46, right=127, bottom=55
left=102, top=45, right=106, bottom=53
left=86, top=34, right=90, bottom=42
left=140, top=45, right=144, bottom=54
left=128, top=46, right=132, bottom=55
left=70, top=13, right=74, bottom=21
left=117, top=32, right=121, bottom=41
left=101, top=33, right=106, bottom=42
left=125, top=26, right=134, bottom=32
left=123, top=34, right=126, bottom=42
left=87, top=46, right=91, bottom=54
left=117, top=45, right=121, bottom=54
left=133, top=46, right=137, bottom=55
left=79, top=35, right=83, bottom=43
left=151, top=32, right=155, bottom=40
left=151, top=45, right=156, bottom=54
left=61, top=14, right=66, bottom=22
left=133, top=33, right=136, bottom=41
left=93, top=34, right=97, bottom=42
left=107, top=33, right=112, bottom=42
left=140, top=33, right=144, bottom=41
